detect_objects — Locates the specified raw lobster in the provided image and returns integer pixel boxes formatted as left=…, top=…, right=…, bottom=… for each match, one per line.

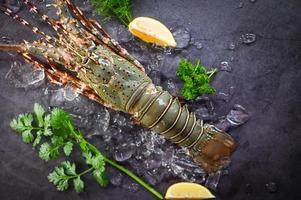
left=0, top=0, right=235, bottom=173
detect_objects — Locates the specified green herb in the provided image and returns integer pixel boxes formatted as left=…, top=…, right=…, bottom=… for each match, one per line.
left=10, top=103, right=163, bottom=199
left=90, top=0, right=133, bottom=26
left=176, top=59, right=217, bottom=100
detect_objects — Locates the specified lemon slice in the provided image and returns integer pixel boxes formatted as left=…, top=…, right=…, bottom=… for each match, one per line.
left=128, top=17, right=177, bottom=47
left=165, top=182, right=215, bottom=200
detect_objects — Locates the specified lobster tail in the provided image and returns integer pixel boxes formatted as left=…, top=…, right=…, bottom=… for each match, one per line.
left=130, top=83, right=235, bottom=172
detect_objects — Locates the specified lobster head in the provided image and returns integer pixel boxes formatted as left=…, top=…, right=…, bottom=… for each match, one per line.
left=189, top=124, right=235, bottom=173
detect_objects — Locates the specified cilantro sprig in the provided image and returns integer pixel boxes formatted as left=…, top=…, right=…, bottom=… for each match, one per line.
left=176, top=59, right=217, bottom=100
left=10, top=103, right=163, bottom=199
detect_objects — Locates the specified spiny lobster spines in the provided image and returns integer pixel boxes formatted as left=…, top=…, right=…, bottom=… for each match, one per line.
left=129, top=84, right=235, bottom=173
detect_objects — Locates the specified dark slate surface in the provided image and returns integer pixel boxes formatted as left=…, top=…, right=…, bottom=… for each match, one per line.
left=0, top=0, right=301, bottom=199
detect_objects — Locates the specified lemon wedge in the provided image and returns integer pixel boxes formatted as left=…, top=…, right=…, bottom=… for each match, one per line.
left=165, top=182, right=215, bottom=200
left=128, top=17, right=177, bottom=47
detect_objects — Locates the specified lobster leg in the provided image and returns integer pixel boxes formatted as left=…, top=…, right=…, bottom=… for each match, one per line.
left=64, top=0, right=145, bottom=72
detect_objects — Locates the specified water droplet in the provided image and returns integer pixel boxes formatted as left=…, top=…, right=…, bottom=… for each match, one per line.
left=214, top=119, right=232, bottom=132
left=194, top=41, right=203, bottom=49
left=95, top=109, right=110, bottom=133
left=114, top=144, right=135, bottom=162
left=144, top=172, right=157, bottom=186
left=238, top=2, right=244, bottom=8
left=62, top=84, right=79, bottom=101
left=77, top=0, right=93, bottom=12
left=216, top=92, right=231, bottom=102
left=265, top=182, right=278, bottom=193
left=148, top=70, right=162, bottom=85
left=172, top=28, right=191, bottom=49
left=205, top=170, right=222, bottom=190
left=220, top=61, right=232, bottom=72
left=110, top=172, right=123, bottom=186
left=228, top=42, right=236, bottom=50
left=250, top=0, right=257, bottom=3
left=241, top=33, right=256, bottom=44
left=226, top=104, right=249, bottom=126
left=5, top=0, right=22, bottom=13
left=163, top=79, right=178, bottom=96
left=244, top=183, right=253, bottom=195
left=122, top=180, right=140, bottom=192
left=5, top=61, right=45, bottom=89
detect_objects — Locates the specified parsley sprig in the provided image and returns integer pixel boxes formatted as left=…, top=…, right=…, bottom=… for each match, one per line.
left=176, top=59, right=217, bottom=100
left=10, top=103, right=163, bottom=199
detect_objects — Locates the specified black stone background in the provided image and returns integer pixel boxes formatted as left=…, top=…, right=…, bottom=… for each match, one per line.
left=0, top=0, right=301, bottom=199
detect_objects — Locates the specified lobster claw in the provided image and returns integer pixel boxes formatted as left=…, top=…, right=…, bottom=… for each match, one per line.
left=189, top=124, right=235, bottom=173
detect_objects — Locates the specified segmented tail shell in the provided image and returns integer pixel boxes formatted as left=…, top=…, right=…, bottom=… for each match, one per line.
left=129, top=83, right=235, bottom=172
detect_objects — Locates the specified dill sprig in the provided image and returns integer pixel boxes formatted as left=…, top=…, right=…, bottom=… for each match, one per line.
left=90, top=0, right=133, bottom=26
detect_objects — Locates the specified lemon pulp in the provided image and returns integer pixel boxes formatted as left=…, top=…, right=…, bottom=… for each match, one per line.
left=165, top=182, right=215, bottom=200
left=128, top=17, right=176, bottom=47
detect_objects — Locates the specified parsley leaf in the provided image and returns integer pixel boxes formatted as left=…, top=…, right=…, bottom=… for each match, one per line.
left=176, top=59, right=217, bottom=100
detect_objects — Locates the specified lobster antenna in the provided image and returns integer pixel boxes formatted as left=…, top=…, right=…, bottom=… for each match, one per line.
left=0, top=6, right=56, bottom=44
left=0, top=5, right=89, bottom=70
left=22, top=0, right=64, bottom=33
left=0, top=44, right=26, bottom=52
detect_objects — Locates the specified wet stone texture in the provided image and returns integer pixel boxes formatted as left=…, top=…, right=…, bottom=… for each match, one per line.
left=0, top=0, right=301, bottom=200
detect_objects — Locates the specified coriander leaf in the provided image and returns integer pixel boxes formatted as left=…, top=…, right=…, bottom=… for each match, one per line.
left=93, top=169, right=108, bottom=187
left=10, top=113, right=33, bottom=133
left=33, top=130, right=42, bottom=147
left=73, top=177, right=84, bottom=193
left=50, top=108, right=72, bottom=131
left=83, top=152, right=105, bottom=171
left=48, top=165, right=69, bottom=191
left=61, top=161, right=77, bottom=175
left=92, top=155, right=105, bottom=171
left=39, top=142, right=51, bottom=161
left=39, top=142, right=59, bottom=161
left=51, top=136, right=64, bottom=146
left=43, top=114, right=52, bottom=136
left=63, top=142, right=73, bottom=156
left=83, top=152, right=93, bottom=164
left=34, top=103, right=45, bottom=127
left=22, top=130, right=34, bottom=143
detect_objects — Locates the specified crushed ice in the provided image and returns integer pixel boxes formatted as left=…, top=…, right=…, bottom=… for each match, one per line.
left=5, top=61, right=45, bottom=89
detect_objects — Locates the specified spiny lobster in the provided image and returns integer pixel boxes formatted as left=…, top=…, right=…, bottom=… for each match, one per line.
left=0, top=0, right=235, bottom=173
